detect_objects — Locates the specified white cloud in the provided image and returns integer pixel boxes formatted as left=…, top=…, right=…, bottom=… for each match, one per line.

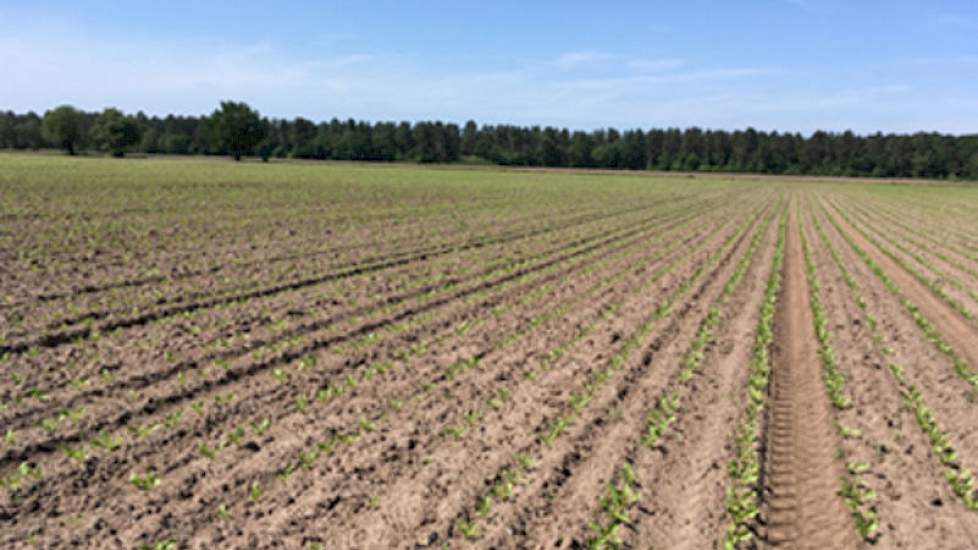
left=0, top=22, right=972, bottom=134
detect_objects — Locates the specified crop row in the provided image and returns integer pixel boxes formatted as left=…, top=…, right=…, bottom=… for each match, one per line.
left=1, top=198, right=722, bottom=486
left=582, top=197, right=782, bottom=548
left=250, top=198, right=756, bottom=532
left=817, top=201, right=978, bottom=392
left=722, top=210, right=787, bottom=548
left=799, top=210, right=876, bottom=542
left=436, top=197, right=769, bottom=546
left=177, top=194, right=772, bottom=548
left=809, top=205, right=978, bottom=513
left=845, top=198, right=978, bottom=293
left=837, top=198, right=978, bottom=314
left=3, top=194, right=707, bottom=424
left=0, top=195, right=768, bottom=549
left=826, top=199, right=977, bottom=327
left=1, top=198, right=672, bottom=352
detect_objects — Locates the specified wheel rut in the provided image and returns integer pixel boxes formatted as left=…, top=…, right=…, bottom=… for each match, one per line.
left=760, top=203, right=857, bottom=550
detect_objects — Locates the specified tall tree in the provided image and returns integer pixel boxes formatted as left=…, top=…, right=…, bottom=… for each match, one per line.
left=209, top=101, right=266, bottom=161
left=41, top=105, right=85, bottom=155
left=7, top=104, right=978, bottom=180
left=90, top=108, right=143, bottom=157
left=461, top=120, right=479, bottom=157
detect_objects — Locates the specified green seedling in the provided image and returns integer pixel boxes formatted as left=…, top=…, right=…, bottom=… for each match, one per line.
left=60, top=444, right=88, bottom=462
left=163, top=410, right=184, bottom=429
left=138, top=540, right=176, bottom=550
left=516, top=453, right=536, bottom=471
left=28, top=387, right=49, bottom=402
left=455, top=519, right=481, bottom=540
left=92, top=431, right=121, bottom=451
left=129, top=471, right=161, bottom=491
left=297, top=355, right=316, bottom=370
left=251, top=417, right=271, bottom=436
left=359, top=417, right=376, bottom=432
left=476, top=495, right=492, bottom=518
left=198, top=442, right=216, bottom=460
left=226, top=427, right=245, bottom=447
left=128, top=422, right=161, bottom=439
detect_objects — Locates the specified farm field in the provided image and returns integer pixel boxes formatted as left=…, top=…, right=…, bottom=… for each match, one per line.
left=2, top=153, right=978, bottom=549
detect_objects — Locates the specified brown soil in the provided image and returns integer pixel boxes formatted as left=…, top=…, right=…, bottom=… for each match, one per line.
left=760, top=203, right=857, bottom=549
left=803, top=202, right=978, bottom=548
left=628, top=202, right=780, bottom=549
left=5, top=165, right=978, bottom=550
left=821, top=198, right=978, bottom=374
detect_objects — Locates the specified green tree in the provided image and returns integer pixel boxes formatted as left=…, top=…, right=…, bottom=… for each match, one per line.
left=15, top=115, right=45, bottom=150
left=91, top=108, right=143, bottom=157
left=411, top=122, right=441, bottom=163
left=140, top=127, right=161, bottom=153
left=209, top=101, right=266, bottom=161
left=161, top=132, right=191, bottom=155
left=0, top=112, right=15, bottom=148
left=461, top=120, right=479, bottom=157
left=966, top=152, right=978, bottom=180
left=568, top=131, right=594, bottom=167
left=41, top=105, right=85, bottom=155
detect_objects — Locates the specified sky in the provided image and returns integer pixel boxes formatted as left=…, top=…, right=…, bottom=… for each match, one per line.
left=1, top=1, right=976, bottom=135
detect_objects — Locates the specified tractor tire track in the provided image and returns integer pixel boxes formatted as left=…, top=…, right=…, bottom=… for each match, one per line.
left=759, top=203, right=856, bottom=549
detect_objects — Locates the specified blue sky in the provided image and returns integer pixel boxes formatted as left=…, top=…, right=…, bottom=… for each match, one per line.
left=1, top=1, right=976, bottom=134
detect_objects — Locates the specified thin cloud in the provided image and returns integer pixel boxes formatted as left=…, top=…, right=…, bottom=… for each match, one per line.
left=933, top=13, right=978, bottom=31
left=554, top=51, right=615, bottom=69
left=751, top=84, right=912, bottom=112
left=0, top=22, right=971, bottom=134
left=558, top=67, right=776, bottom=92
left=906, top=55, right=978, bottom=67
left=625, top=58, right=686, bottom=72
left=781, top=0, right=830, bottom=15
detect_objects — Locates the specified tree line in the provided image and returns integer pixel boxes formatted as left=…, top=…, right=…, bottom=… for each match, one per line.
left=2, top=102, right=977, bottom=180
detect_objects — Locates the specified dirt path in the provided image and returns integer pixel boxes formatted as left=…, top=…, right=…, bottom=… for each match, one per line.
left=761, top=202, right=857, bottom=549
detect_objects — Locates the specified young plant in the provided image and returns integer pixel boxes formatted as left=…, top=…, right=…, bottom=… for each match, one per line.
left=587, top=464, right=641, bottom=550
left=455, top=519, right=481, bottom=540
left=129, top=471, right=162, bottom=491
left=251, top=417, right=271, bottom=436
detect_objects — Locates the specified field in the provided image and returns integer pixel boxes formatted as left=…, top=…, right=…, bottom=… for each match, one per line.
left=2, top=153, right=978, bottom=549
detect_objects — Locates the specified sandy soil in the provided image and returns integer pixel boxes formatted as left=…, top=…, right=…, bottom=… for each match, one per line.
left=3, top=171, right=978, bottom=550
